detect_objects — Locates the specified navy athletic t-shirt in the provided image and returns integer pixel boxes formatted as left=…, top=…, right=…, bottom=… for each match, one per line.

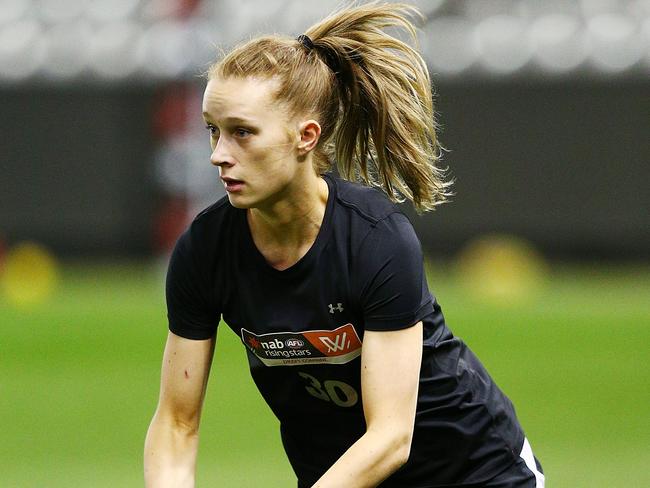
left=166, top=174, right=526, bottom=487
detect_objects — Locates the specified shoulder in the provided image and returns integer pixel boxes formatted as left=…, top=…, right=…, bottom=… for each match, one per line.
left=192, top=195, right=237, bottom=231
left=327, top=174, right=417, bottom=242
left=173, top=195, right=241, bottom=262
left=184, top=196, right=238, bottom=241
left=329, top=174, right=400, bottom=225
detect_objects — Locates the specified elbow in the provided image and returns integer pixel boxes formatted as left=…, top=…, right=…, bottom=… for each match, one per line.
left=391, top=432, right=413, bottom=469
left=153, top=407, right=201, bottom=438
left=379, top=429, right=412, bottom=472
left=169, top=412, right=201, bottom=438
left=172, top=417, right=200, bottom=438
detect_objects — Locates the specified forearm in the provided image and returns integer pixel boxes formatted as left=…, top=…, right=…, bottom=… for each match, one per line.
left=312, top=428, right=411, bottom=488
left=144, top=411, right=200, bottom=488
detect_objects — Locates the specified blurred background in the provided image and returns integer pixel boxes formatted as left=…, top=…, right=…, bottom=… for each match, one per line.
left=1, top=0, right=648, bottom=486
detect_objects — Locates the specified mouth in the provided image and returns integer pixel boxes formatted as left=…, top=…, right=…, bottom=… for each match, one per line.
left=221, top=176, right=245, bottom=193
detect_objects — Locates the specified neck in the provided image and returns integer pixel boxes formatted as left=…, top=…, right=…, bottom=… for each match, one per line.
left=248, top=173, right=329, bottom=250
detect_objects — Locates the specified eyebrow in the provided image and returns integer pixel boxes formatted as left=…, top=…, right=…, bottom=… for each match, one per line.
left=202, top=114, right=256, bottom=124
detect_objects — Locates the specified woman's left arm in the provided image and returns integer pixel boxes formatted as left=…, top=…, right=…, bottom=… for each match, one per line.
left=312, top=321, right=423, bottom=488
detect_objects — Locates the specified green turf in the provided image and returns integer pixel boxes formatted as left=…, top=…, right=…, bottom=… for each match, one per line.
left=1, top=260, right=648, bottom=487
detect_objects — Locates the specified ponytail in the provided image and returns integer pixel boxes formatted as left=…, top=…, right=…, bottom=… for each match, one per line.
left=209, top=1, right=452, bottom=212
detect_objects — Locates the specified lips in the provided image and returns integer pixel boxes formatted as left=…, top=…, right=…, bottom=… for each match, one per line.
left=221, top=176, right=245, bottom=192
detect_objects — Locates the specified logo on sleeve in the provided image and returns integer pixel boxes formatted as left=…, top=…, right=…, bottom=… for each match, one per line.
left=241, top=323, right=362, bottom=367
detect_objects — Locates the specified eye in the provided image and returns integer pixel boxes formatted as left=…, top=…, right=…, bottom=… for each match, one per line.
left=235, top=128, right=251, bottom=138
left=205, top=124, right=219, bottom=136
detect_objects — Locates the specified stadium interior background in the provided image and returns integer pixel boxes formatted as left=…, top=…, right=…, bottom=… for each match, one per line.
left=1, top=1, right=648, bottom=486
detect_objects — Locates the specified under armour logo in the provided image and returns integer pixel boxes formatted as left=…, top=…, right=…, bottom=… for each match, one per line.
left=328, top=303, right=344, bottom=314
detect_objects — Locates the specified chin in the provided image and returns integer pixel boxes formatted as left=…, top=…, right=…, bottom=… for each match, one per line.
left=226, top=185, right=282, bottom=210
left=226, top=195, right=248, bottom=209
left=225, top=193, right=257, bottom=209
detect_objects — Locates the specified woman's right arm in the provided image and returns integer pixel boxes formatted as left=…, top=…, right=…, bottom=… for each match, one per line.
left=144, top=330, right=216, bottom=488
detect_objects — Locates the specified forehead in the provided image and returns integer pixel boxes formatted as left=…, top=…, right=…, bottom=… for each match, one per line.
left=202, top=76, right=281, bottom=121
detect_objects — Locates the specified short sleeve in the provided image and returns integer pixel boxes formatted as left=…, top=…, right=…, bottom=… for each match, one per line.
left=166, top=227, right=220, bottom=340
left=356, top=212, right=433, bottom=331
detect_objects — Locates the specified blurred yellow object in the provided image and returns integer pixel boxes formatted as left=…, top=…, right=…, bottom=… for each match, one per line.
left=0, top=241, right=59, bottom=307
left=0, top=238, right=5, bottom=272
left=455, top=234, right=548, bottom=305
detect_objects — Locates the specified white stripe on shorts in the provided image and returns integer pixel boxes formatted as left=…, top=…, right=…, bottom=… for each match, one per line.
left=519, top=437, right=545, bottom=487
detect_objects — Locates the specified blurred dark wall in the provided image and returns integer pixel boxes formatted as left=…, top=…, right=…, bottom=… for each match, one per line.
left=415, top=79, right=650, bottom=258
left=0, top=80, right=648, bottom=258
left=0, top=86, right=155, bottom=256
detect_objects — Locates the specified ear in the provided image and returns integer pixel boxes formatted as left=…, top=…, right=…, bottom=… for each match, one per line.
left=297, top=119, right=322, bottom=156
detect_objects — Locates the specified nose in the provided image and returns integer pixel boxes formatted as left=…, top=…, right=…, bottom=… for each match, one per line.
left=210, top=136, right=233, bottom=167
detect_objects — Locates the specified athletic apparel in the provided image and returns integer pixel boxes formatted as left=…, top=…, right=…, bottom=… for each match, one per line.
left=166, top=174, right=538, bottom=487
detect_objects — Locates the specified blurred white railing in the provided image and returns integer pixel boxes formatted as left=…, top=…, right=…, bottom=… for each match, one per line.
left=1, top=0, right=648, bottom=83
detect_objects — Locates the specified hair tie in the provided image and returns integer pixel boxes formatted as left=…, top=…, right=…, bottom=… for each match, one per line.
left=296, top=33, right=342, bottom=76
left=296, top=34, right=314, bottom=52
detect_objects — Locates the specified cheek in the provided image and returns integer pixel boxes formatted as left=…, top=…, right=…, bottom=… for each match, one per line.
left=248, top=140, right=292, bottom=166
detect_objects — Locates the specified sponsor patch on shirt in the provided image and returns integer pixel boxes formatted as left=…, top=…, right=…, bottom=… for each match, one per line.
left=241, top=323, right=362, bottom=366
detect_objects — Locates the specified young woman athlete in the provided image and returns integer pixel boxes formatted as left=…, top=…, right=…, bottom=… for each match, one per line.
left=144, top=3, right=544, bottom=487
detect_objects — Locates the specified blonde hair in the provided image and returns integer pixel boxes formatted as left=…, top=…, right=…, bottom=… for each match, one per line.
left=208, top=1, right=452, bottom=211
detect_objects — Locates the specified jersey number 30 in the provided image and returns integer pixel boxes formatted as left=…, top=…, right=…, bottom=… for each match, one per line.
left=299, top=371, right=359, bottom=408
